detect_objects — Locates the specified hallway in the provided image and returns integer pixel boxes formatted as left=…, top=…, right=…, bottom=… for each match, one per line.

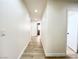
left=0, top=0, right=78, bottom=59
left=21, top=36, right=78, bottom=59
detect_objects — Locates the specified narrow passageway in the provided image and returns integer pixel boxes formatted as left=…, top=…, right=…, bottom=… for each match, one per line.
left=21, top=36, right=45, bottom=59
left=21, top=36, right=78, bottom=59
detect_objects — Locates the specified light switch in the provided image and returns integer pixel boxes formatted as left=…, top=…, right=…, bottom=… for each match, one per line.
left=0, top=30, right=6, bottom=38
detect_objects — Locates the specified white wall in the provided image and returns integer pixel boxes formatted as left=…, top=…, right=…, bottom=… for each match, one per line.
left=41, top=0, right=77, bottom=57
left=0, top=0, right=31, bottom=59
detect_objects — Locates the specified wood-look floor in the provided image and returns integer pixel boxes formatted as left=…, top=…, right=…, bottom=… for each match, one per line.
left=21, top=36, right=78, bottom=59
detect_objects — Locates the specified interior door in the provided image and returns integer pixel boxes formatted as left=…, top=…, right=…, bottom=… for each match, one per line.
left=67, top=9, right=78, bottom=52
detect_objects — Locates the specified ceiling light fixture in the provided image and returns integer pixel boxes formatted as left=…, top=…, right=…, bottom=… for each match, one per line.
left=34, top=9, right=38, bottom=13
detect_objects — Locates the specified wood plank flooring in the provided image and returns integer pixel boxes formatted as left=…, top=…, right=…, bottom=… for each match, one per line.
left=20, top=36, right=78, bottom=59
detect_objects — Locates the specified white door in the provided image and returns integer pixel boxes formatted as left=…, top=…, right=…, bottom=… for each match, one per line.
left=67, top=9, right=78, bottom=52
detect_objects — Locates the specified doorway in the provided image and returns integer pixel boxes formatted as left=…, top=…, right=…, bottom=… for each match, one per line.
left=67, top=8, right=78, bottom=54
left=31, top=21, right=41, bottom=36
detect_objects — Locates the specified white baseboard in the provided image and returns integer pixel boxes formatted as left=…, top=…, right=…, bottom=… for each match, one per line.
left=38, top=38, right=66, bottom=57
left=40, top=39, right=66, bottom=57
left=45, top=52, right=66, bottom=57
left=17, top=39, right=31, bottom=59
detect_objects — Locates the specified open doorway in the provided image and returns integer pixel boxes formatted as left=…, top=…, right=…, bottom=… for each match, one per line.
left=31, top=21, right=41, bottom=43
left=67, top=8, right=78, bottom=56
left=31, top=21, right=41, bottom=37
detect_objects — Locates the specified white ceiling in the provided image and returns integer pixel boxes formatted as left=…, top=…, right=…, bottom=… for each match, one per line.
left=23, top=0, right=77, bottom=21
left=23, top=0, right=47, bottom=21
